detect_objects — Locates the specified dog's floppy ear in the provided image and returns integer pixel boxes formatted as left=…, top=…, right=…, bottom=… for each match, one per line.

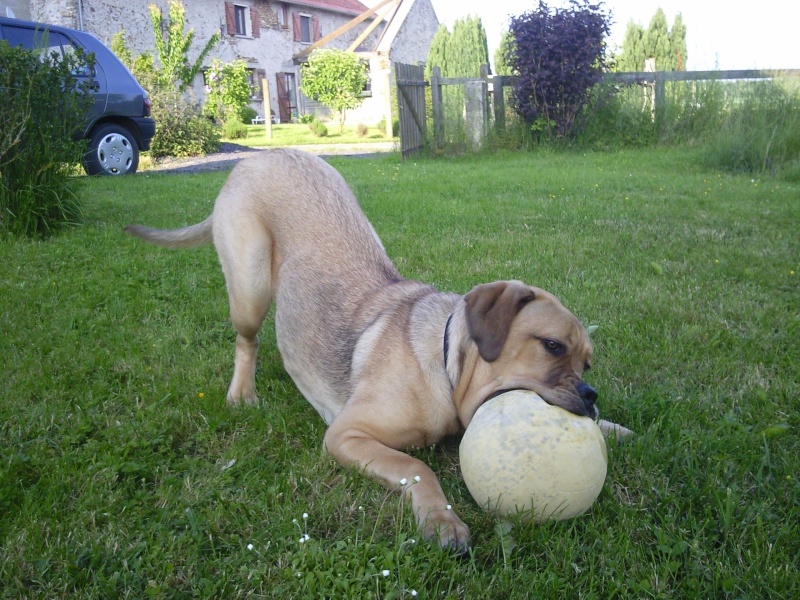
left=464, top=281, right=536, bottom=362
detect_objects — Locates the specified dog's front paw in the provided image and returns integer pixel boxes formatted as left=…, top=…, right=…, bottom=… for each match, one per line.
left=419, top=506, right=471, bottom=554
left=226, top=388, right=258, bottom=406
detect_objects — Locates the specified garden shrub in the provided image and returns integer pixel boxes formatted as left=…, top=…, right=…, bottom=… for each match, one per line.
left=110, top=24, right=220, bottom=159
left=239, top=106, right=257, bottom=124
left=148, top=91, right=220, bottom=159
left=507, top=0, right=611, bottom=142
left=223, top=117, right=248, bottom=140
left=0, top=40, right=92, bottom=237
left=299, top=113, right=316, bottom=125
left=356, top=123, right=369, bottom=137
left=309, top=120, right=328, bottom=137
left=203, top=58, right=251, bottom=124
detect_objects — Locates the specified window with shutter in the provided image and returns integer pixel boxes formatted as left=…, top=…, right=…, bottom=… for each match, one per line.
left=293, top=13, right=313, bottom=44
left=292, top=12, right=301, bottom=42
left=251, top=7, right=260, bottom=38
left=313, top=16, right=320, bottom=41
left=225, top=2, right=258, bottom=37
left=224, top=2, right=236, bottom=36
left=234, top=5, right=247, bottom=35
left=300, top=15, right=311, bottom=44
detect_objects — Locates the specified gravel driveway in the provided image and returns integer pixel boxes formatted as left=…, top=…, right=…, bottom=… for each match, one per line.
left=145, top=141, right=396, bottom=174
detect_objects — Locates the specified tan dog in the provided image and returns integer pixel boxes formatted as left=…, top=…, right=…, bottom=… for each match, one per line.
left=126, top=149, right=603, bottom=552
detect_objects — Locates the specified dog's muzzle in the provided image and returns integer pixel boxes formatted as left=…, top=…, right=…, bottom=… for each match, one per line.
left=576, top=381, right=599, bottom=418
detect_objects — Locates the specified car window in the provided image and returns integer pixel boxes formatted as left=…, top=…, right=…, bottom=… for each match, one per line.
left=2, top=26, right=91, bottom=75
left=3, top=26, right=67, bottom=58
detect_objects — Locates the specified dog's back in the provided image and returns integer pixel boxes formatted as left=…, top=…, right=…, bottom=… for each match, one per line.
left=213, top=150, right=412, bottom=418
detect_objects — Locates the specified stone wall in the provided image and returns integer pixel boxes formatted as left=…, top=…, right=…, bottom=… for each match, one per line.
left=386, top=0, right=437, bottom=66
left=29, top=0, right=77, bottom=27
left=1, top=0, right=31, bottom=19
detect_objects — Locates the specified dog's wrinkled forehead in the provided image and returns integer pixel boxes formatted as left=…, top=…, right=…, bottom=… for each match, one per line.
left=519, top=290, right=593, bottom=354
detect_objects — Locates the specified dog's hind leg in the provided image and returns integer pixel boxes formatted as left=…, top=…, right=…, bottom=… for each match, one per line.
left=215, top=220, right=274, bottom=406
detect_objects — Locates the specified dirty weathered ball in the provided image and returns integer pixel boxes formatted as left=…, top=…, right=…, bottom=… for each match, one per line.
left=459, top=390, right=607, bottom=522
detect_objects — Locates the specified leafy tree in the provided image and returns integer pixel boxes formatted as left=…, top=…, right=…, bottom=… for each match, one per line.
left=148, top=1, right=219, bottom=92
left=203, top=59, right=252, bottom=123
left=507, top=0, right=611, bottom=141
left=110, top=26, right=220, bottom=158
left=300, top=49, right=368, bottom=133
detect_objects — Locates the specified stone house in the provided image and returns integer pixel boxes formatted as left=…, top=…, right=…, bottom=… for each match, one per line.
left=1, top=0, right=438, bottom=127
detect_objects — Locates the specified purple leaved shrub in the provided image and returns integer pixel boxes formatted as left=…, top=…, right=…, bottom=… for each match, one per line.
left=507, top=0, right=611, bottom=141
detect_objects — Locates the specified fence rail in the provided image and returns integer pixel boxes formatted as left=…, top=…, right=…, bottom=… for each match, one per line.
left=395, top=64, right=800, bottom=154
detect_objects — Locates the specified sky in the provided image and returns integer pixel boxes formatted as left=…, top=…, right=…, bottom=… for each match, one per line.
left=422, top=0, right=800, bottom=71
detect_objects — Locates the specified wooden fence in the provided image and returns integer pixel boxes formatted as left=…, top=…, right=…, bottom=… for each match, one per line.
left=395, top=63, right=426, bottom=156
left=395, top=65, right=800, bottom=154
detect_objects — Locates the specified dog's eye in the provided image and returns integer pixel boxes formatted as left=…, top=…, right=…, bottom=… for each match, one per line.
left=541, top=339, right=566, bottom=357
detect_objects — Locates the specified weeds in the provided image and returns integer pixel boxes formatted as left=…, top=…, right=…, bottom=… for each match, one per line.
left=0, top=41, right=90, bottom=237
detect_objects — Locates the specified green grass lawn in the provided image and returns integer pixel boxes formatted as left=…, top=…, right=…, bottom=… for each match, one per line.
left=1, top=148, right=798, bottom=597
left=229, top=122, right=394, bottom=147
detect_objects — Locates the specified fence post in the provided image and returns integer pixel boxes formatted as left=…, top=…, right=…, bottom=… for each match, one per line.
left=465, top=77, right=488, bottom=151
left=431, top=66, right=443, bottom=149
left=644, top=58, right=656, bottom=121
left=654, top=74, right=665, bottom=132
left=261, top=78, right=273, bottom=140
left=492, top=75, right=506, bottom=133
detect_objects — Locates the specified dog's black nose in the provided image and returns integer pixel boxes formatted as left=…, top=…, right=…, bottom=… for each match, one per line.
left=576, top=381, right=598, bottom=408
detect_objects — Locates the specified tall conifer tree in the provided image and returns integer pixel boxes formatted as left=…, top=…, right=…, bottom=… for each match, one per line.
left=670, top=14, right=688, bottom=71
left=425, top=24, right=450, bottom=79
left=616, top=8, right=688, bottom=71
left=448, top=16, right=490, bottom=76
left=645, top=8, right=672, bottom=70
left=494, top=30, right=515, bottom=76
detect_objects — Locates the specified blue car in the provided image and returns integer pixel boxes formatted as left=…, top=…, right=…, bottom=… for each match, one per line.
left=1, top=16, right=156, bottom=175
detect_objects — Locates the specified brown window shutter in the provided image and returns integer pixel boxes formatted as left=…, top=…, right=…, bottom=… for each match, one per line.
left=313, top=16, right=321, bottom=41
left=251, top=7, right=260, bottom=38
left=224, top=2, right=236, bottom=36
left=292, top=13, right=301, bottom=42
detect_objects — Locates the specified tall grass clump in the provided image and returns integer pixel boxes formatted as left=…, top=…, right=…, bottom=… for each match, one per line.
left=701, top=80, right=800, bottom=179
left=575, top=79, right=730, bottom=149
left=0, top=41, right=91, bottom=237
left=572, top=77, right=800, bottom=179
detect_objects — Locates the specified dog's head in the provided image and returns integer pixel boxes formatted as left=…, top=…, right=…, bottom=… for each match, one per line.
left=453, top=281, right=597, bottom=428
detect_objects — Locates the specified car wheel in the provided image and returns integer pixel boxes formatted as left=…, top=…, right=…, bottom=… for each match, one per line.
left=84, top=124, right=140, bottom=175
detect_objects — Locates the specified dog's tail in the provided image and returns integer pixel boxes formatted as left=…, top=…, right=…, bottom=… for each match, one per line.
left=125, top=218, right=213, bottom=249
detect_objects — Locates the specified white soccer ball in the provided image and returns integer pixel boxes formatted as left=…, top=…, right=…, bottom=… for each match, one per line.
left=459, top=390, right=607, bottom=522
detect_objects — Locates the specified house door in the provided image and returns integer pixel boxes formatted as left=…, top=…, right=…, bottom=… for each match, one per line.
left=276, top=73, right=297, bottom=123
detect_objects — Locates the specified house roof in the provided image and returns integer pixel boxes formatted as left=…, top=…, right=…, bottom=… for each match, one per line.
left=284, top=0, right=371, bottom=17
